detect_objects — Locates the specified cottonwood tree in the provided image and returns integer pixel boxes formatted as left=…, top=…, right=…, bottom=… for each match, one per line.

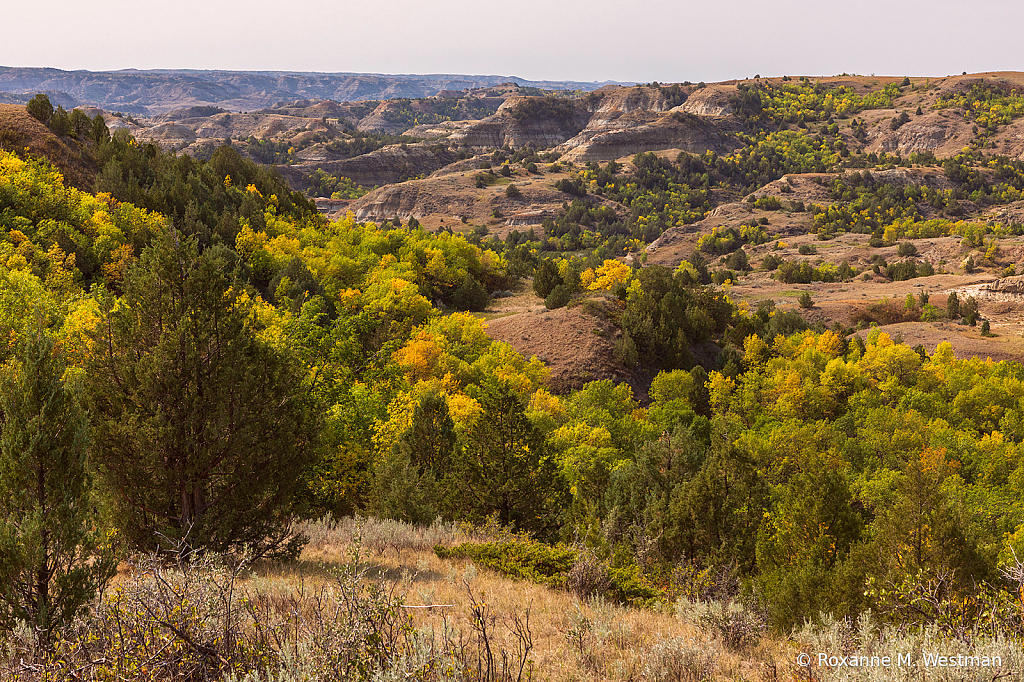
left=0, top=326, right=116, bottom=642
left=85, top=230, right=317, bottom=557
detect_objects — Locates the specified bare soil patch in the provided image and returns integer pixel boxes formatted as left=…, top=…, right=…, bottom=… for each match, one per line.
left=484, top=298, right=638, bottom=395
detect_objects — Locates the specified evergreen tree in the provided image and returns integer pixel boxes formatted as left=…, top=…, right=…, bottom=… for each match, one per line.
left=946, top=291, right=960, bottom=319
left=533, top=259, right=561, bottom=298
left=49, top=106, right=71, bottom=137
left=451, top=273, right=489, bottom=312
left=25, top=94, right=53, bottom=124
left=370, top=392, right=457, bottom=524
left=453, top=381, right=565, bottom=536
left=0, top=325, right=116, bottom=641
left=91, top=114, right=109, bottom=145
left=85, top=230, right=317, bottom=557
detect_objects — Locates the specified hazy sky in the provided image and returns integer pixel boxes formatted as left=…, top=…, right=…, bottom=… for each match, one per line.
left=4, top=0, right=1022, bottom=83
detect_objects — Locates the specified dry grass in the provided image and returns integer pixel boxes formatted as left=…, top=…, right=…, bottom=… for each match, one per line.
left=265, top=516, right=794, bottom=682
left=7, top=516, right=1020, bottom=680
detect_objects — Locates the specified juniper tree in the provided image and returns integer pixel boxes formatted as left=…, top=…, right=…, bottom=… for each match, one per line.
left=452, top=381, right=565, bottom=537
left=85, top=230, right=317, bottom=557
left=371, top=391, right=458, bottom=524
left=0, top=326, right=116, bottom=641
left=25, top=94, right=53, bottom=124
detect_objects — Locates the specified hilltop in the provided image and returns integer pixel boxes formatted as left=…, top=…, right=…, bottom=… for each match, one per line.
left=0, top=103, right=96, bottom=187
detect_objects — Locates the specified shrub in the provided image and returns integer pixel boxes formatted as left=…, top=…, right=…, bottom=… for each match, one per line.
left=0, top=540, right=538, bottom=682
left=643, top=637, right=717, bottom=682
left=545, top=283, right=572, bottom=309
left=798, top=292, right=814, bottom=308
left=567, top=550, right=612, bottom=599
left=676, top=599, right=765, bottom=651
left=293, top=515, right=459, bottom=556
left=753, top=195, right=783, bottom=211
left=435, top=539, right=576, bottom=588
left=897, top=241, right=918, bottom=256
left=921, top=303, right=943, bottom=321
left=554, top=178, right=587, bottom=197
left=435, top=538, right=662, bottom=606
left=886, top=260, right=919, bottom=281
left=712, top=270, right=735, bottom=285
left=794, top=612, right=1023, bottom=682
left=505, top=184, right=521, bottom=198
left=853, top=297, right=921, bottom=325
left=798, top=243, right=817, bottom=255
left=607, top=563, right=662, bottom=605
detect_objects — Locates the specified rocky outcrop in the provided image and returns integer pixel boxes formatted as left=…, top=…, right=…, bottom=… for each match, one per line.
left=448, top=96, right=591, bottom=149
left=139, top=122, right=197, bottom=142
left=349, top=180, right=476, bottom=222
left=865, top=111, right=975, bottom=156
left=591, top=87, right=679, bottom=114
left=274, top=143, right=455, bottom=191
left=982, top=275, right=1024, bottom=294
left=677, top=86, right=734, bottom=117
left=557, top=111, right=743, bottom=163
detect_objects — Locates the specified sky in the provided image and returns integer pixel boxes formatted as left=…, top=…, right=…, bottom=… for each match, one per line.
left=4, top=0, right=1022, bottom=83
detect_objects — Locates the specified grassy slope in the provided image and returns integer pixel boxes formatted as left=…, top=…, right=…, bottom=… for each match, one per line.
left=0, top=104, right=96, bottom=189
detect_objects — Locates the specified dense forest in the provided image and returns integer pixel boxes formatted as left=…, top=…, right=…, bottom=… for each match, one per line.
left=3, top=88, right=1024, bottom=680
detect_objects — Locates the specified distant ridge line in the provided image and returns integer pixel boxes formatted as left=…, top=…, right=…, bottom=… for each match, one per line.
left=0, top=67, right=632, bottom=116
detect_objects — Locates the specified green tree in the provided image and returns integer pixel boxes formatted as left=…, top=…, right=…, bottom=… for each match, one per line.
left=68, top=109, right=91, bottom=138
left=857, top=448, right=992, bottom=621
left=26, top=94, right=53, bottom=124
left=85, top=231, right=318, bottom=557
left=451, top=273, right=489, bottom=312
left=665, top=432, right=765, bottom=571
left=545, top=283, right=572, bottom=309
left=961, top=296, right=979, bottom=325
left=755, top=454, right=863, bottom=629
left=49, top=106, right=71, bottom=137
left=91, top=114, right=109, bottom=145
left=371, top=392, right=458, bottom=524
left=946, top=292, right=960, bottom=319
left=0, top=326, right=116, bottom=641
left=452, top=381, right=565, bottom=536
left=533, top=259, right=561, bottom=298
